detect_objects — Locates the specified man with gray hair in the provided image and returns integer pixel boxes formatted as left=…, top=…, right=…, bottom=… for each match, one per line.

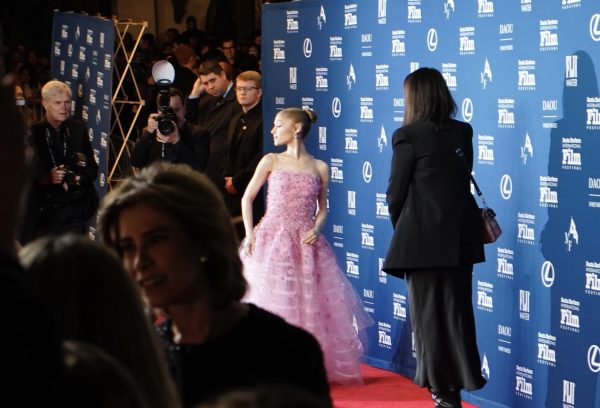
left=29, top=80, right=98, bottom=240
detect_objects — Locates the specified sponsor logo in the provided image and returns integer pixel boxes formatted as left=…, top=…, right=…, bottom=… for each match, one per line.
left=408, top=0, right=422, bottom=23
left=392, top=30, right=406, bottom=56
left=541, top=260, right=555, bottom=287
left=289, top=67, right=297, bottom=90
left=378, top=0, right=387, bottom=24
left=481, top=58, right=493, bottom=89
left=442, top=62, right=457, bottom=90
left=104, top=53, right=111, bottom=71
left=347, top=64, right=356, bottom=89
left=346, top=252, right=360, bottom=277
left=519, top=289, right=530, bottom=321
left=315, top=67, right=329, bottom=91
left=427, top=28, right=438, bottom=51
left=301, top=97, right=314, bottom=112
left=378, top=258, right=387, bottom=284
left=562, top=0, right=580, bottom=9
left=378, top=125, right=388, bottom=152
left=565, top=55, right=578, bottom=87
left=344, top=128, right=358, bottom=153
left=562, top=137, right=582, bottom=170
left=499, top=23, right=514, bottom=51
left=333, top=223, right=344, bottom=248
left=286, top=10, right=299, bottom=33
left=99, top=173, right=106, bottom=187
left=348, top=190, right=356, bottom=215
left=317, top=5, right=326, bottom=30
left=378, top=321, right=392, bottom=348
left=539, top=176, right=558, bottom=208
left=88, top=89, right=96, bottom=106
left=363, top=161, right=373, bottom=183
left=477, top=280, right=494, bottom=312
left=518, top=59, right=536, bottom=90
left=462, top=98, right=474, bottom=122
left=303, top=38, right=312, bottom=58
left=99, top=32, right=105, bottom=49
left=539, top=19, right=559, bottom=51
left=360, top=97, right=374, bottom=122
left=477, top=0, right=494, bottom=17
left=53, top=42, right=61, bottom=56
left=498, top=323, right=512, bottom=354
left=330, top=158, right=344, bottom=183
left=497, top=247, right=514, bottom=279
left=500, top=174, right=512, bottom=199
left=521, top=132, right=533, bottom=164
left=86, top=28, right=93, bottom=45
left=587, top=97, right=600, bottom=129
left=515, top=365, right=534, bottom=399
left=375, top=64, right=390, bottom=90
left=78, top=46, right=86, bottom=62
left=392, top=293, right=407, bottom=320
left=329, top=36, right=343, bottom=61
left=60, top=24, right=69, bottom=39
left=563, top=380, right=575, bottom=407
left=537, top=332, right=557, bottom=366
left=444, top=0, right=455, bottom=20
left=589, top=345, right=600, bottom=372
left=478, top=134, right=495, bottom=165
left=361, top=223, right=375, bottom=249
left=560, top=297, right=580, bottom=332
left=67, top=43, right=73, bottom=57
left=542, top=99, right=559, bottom=129
left=410, top=62, right=420, bottom=73
left=273, top=40, right=286, bottom=62
left=459, top=26, right=476, bottom=55
left=564, top=217, right=579, bottom=251
left=517, top=212, right=535, bottom=244
left=332, top=97, right=342, bottom=118
left=586, top=261, right=600, bottom=295
left=344, top=4, right=358, bottom=29
left=591, top=14, right=600, bottom=41
left=481, top=354, right=490, bottom=380
left=393, top=97, right=405, bottom=123
left=75, top=26, right=80, bottom=40
left=361, top=33, right=373, bottom=57
left=318, top=126, right=327, bottom=150
left=590, top=178, right=600, bottom=208
left=376, top=193, right=389, bottom=219
left=498, top=98, right=515, bottom=128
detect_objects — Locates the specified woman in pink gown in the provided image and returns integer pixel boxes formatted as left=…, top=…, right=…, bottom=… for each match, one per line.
left=240, top=107, right=373, bottom=385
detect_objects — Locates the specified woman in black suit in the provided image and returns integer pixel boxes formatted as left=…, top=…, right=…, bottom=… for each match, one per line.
left=383, top=68, right=486, bottom=408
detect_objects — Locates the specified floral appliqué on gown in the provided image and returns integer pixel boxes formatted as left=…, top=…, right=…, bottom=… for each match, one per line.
left=241, top=170, right=373, bottom=385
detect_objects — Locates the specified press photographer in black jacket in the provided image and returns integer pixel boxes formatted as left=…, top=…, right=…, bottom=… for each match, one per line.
left=30, top=80, right=98, bottom=239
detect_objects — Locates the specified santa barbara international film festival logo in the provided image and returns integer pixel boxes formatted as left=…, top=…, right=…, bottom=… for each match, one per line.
left=442, top=63, right=457, bottom=91
left=515, top=365, right=533, bottom=399
left=273, top=40, right=285, bottom=62
left=539, top=19, right=559, bottom=51
left=407, top=0, right=422, bottom=23
left=459, top=26, right=476, bottom=55
left=285, top=9, right=299, bottom=33
left=344, top=3, right=358, bottom=29
left=587, top=97, right=600, bottom=130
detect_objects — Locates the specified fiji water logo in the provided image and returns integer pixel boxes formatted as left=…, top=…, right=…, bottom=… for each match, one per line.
left=392, top=293, right=407, bottom=320
left=444, top=0, right=455, bottom=20
left=477, top=0, right=494, bottom=17
left=315, top=67, right=329, bottom=92
left=476, top=280, right=494, bottom=312
left=481, top=58, right=493, bottom=89
left=378, top=258, right=388, bottom=284
left=585, top=261, right=600, bottom=295
left=517, top=212, right=535, bottom=244
left=518, top=60, right=536, bottom=90
left=481, top=354, right=490, bottom=380
left=360, top=97, right=374, bottom=122
left=539, top=176, right=558, bottom=208
left=519, top=289, right=531, bottom=321
left=286, top=10, right=299, bottom=33
left=477, top=134, right=495, bottom=165
left=273, top=40, right=286, bottom=62
left=318, top=126, right=327, bottom=150
left=347, top=190, right=356, bottom=215
left=563, top=380, right=576, bottom=407
left=378, top=321, right=392, bottom=348
left=564, top=217, right=579, bottom=251
left=562, top=0, right=581, bottom=10
left=378, top=0, right=387, bottom=24
left=442, top=62, right=457, bottom=90
left=540, top=20, right=559, bottom=51
left=521, top=131, right=533, bottom=164
left=408, top=0, right=422, bottom=23
left=375, top=64, right=390, bottom=90
left=562, top=137, right=582, bottom=170
left=289, top=67, right=297, bottom=90
left=330, top=158, right=344, bottom=183
left=497, top=248, right=514, bottom=279
left=317, top=4, right=327, bottom=30
left=537, top=332, right=557, bottom=366
left=361, top=223, right=375, bottom=249
left=376, top=193, right=389, bottom=219
left=560, top=297, right=580, bottom=332
left=378, top=125, right=388, bottom=152
left=361, top=33, right=373, bottom=57
left=344, top=4, right=358, bottom=29
left=521, top=0, right=532, bottom=12
left=565, top=54, right=578, bottom=87
left=541, top=261, right=555, bottom=288
left=347, top=64, right=356, bottom=90
left=459, top=26, right=476, bottom=55
left=515, top=365, right=533, bottom=399
left=498, top=98, right=515, bottom=128
left=344, top=128, right=358, bottom=153
left=346, top=252, right=360, bottom=277
left=391, top=30, right=406, bottom=56
left=586, top=97, right=600, bottom=129
left=329, top=36, right=343, bottom=61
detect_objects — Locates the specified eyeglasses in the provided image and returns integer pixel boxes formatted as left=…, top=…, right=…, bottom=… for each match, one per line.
left=235, top=86, right=259, bottom=93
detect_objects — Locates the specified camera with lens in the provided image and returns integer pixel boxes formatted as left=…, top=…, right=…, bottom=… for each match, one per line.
left=61, top=152, right=88, bottom=190
left=155, top=103, right=176, bottom=135
left=151, top=60, right=177, bottom=136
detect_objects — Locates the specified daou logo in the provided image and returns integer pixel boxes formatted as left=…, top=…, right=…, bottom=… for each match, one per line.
left=303, top=38, right=313, bottom=58
left=427, top=28, right=438, bottom=51
left=588, top=345, right=600, bottom=373
left=461, top=98, right=473, bottom=122
left=500, top=174, right=512, bottom=199
left=331, top=97, right=342, bottom=118
left=590, top=14, right=600, bottom=42
left=541, top=261, right=555, bottom=288
left=362, top=161, right=373, bottom=183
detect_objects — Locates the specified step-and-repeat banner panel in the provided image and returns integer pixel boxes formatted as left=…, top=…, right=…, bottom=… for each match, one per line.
left=262, top=1, right=600, bottom=407
left=50, top=11, right=114, bottom=236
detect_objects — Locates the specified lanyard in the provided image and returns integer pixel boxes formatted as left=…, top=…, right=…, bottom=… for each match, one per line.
left=45, top=126, right=69, bottom=167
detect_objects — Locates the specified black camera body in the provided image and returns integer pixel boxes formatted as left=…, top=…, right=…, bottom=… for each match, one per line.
left=61, top=152, right=88, bottom=190
left=155, top=105, right=176, bottom=135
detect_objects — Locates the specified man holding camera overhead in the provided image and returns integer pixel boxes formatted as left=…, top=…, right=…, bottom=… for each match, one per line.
left=131, top=87, right=209, bottom=172
left=29, top=80, right=98, bottom=239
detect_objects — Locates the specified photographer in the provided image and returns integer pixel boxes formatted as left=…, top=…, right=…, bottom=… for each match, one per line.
left=29, top=80, right=98, bottom=240
left=132, top=87, right=209, bottom=172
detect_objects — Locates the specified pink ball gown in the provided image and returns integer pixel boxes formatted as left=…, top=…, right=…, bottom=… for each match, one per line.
left=241, top=170, right=373, bottom=385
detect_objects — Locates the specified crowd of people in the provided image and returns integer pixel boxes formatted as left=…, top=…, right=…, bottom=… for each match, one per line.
left=1, top=14, right=487, bottom=407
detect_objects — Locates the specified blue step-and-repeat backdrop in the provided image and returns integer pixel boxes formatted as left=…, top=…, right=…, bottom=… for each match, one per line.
left=262, top=1, right=600, bottom=407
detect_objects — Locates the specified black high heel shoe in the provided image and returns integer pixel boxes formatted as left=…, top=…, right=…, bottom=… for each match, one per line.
left=429, top=389, right=463, bottom=408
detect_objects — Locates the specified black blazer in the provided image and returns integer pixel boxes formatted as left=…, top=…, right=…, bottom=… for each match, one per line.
left=383, top=119, right=484, bottom=277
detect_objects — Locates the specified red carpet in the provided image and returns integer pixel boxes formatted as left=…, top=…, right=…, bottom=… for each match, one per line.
left=331, top=365, right=478, bottom=408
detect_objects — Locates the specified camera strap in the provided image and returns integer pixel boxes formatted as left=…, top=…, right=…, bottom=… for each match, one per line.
left=44, top=125, right=69, bottom=167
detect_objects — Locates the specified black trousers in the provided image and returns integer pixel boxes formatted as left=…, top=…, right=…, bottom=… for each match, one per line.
left=406, top=265, right=486, bottom=393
